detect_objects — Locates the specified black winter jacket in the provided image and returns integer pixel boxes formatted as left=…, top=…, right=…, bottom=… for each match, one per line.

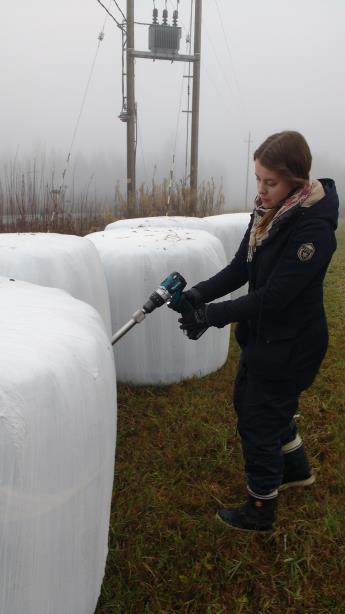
left=194, top=179, right=339, bottom=390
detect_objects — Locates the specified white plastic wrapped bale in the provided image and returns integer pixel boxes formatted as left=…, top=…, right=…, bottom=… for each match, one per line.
left=87, top=227, right=229, bottom=385
left=203, top=213, right=251, bottom=299
left=105, top=215, right=210, bottom=233
left=0, top=278, right=117, bottom=614
left=0, top=233, right=111, bottom=337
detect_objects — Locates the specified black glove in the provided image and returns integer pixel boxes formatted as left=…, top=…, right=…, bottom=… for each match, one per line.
left=178, top=299, right=209, bottom=340
left=168, top=287, right=203, bottom=313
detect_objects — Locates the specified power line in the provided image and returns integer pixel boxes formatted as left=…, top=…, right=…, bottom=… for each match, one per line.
left=244, top=131, right=254, bottom=210
left=202, top=21, right=237, bottom=99
left=173, top=66, right=186, bottom=160
left=170, top=1, right=247, bottom=127
left=167, top=0, right=194, bottom=183
left=112, top=0, right=126, bottom=22
left=95, top=0, right=124, bottom=29
left=136, top=111, right=148, bottom=183
left=157, top=0, right=193, bottom=208
left=59, top=35, right=104, bottom=190
left=58, top=2, right=115, bottom=194
left=166, top=62, right=185, bottom=213
left=213, top=0, right=249, bottom=122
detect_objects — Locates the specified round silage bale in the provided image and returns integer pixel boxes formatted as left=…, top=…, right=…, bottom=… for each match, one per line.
left=105, top=215, right=210, bottom=232
left=203, top=212, right=251, bottom=299
left=203, top=212, right=251, bottom=260
left=87, top=226, right=230, bottom=385
left=0, top=278, right=117, bottom=614
left=0, top=233, right=111, bottom=337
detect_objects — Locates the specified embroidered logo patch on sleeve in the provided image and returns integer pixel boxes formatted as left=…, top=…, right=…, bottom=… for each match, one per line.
left=297, top=242, right=315, bottom=262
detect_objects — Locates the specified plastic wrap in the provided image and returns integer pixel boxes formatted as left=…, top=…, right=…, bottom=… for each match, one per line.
left=203, top=213, right=251, bottom=298
left=0, top=233, right=111, bottom=337
left=87, top=226, right=230, bottom=385
left=105, top=215, right=211, bottom=233
left=0, top=278, right=117, bottom=614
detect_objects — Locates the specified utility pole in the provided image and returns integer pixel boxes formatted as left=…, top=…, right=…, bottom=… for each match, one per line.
left=190, top=0, right=202, bottom=201
left=126, top=0, right=136, bottom=213
left=244, top=131, right=254, bottom=210
left=122, top=1, right=200, bottom=212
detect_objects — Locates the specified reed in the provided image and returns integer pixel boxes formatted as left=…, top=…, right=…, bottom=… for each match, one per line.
left=0, top=160, right=226, bottom=235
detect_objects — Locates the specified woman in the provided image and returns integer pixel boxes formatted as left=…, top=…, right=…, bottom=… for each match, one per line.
left=173, top=131, right=339, bottom=531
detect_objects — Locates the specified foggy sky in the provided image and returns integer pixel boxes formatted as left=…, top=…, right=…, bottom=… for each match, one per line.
left=1, top=0, right=345, bottom=209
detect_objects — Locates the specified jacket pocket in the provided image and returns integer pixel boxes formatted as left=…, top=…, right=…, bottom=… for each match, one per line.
left=245, top=328, right=297, bottom=380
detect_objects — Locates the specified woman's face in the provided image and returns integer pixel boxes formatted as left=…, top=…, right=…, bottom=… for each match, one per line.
left=255, top=160, right=296, bottom=209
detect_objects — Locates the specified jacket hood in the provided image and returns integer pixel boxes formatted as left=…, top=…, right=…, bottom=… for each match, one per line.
left=303, top=178, right=339, bottom=230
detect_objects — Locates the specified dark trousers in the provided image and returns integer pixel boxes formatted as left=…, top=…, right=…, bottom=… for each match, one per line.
left=233, top=354, right=300, bottom=496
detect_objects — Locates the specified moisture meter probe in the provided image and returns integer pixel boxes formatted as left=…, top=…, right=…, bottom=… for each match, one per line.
left=111, top=271, right=186, bottom=345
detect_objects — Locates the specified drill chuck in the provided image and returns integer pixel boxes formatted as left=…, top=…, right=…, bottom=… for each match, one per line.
left=142, top=286, right=170, bottom=313
left=142, top=272, right=186, bottom=314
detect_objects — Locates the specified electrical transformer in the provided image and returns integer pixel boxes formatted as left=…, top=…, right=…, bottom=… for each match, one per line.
left=148, top=23, right=182, bottom=55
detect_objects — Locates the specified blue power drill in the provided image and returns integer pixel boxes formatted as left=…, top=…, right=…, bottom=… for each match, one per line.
left=111, top=272, right=187, bottom=345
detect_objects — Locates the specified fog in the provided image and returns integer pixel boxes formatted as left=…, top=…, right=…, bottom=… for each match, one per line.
left=1, top=0, right=345, bottom=210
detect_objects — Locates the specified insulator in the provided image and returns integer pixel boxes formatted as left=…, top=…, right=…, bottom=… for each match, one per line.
left=162, top=9, right=168, bottom=25
left=118, top=108, right=129, bottom=123
left=152, top=8, right=158, bottom=24
left=173, top=10, right=178, bottom=26
left=98, top=31, right=104, bottom=41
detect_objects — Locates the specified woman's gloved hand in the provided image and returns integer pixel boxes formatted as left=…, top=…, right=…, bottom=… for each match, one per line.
left=168, top=287, right=203, bottom=313
left=178, top=299, right=209, bottom=340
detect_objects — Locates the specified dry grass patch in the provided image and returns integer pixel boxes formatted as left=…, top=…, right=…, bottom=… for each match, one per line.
left=0, top=161, right=225, bottom=234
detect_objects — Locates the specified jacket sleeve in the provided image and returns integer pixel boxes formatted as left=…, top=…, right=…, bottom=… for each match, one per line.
left=192, top=221, right=252, bottom=302
left=206, top=218, right=336, bottom=327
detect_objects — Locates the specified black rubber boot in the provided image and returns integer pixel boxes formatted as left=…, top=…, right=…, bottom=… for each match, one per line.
left=216, top=494, right=277, bottom=532
left=279, top=443, right=315, bottom=491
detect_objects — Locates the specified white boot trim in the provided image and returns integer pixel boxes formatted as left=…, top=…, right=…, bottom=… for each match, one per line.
left=247, top=486, right=278, bottom=500
left=282, top=433, right=303, bottom=454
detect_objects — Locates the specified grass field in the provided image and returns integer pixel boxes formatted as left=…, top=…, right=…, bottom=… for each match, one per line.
left=96, top=222, right=345, bottom=613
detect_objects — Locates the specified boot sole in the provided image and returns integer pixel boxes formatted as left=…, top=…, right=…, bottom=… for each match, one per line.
left=278, top=472, right=316, bottom=492
left=215, top=512, right=273, bottom=532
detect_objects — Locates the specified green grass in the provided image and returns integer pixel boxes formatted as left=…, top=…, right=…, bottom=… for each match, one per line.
left=96, top=222, right=345, bottom=614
